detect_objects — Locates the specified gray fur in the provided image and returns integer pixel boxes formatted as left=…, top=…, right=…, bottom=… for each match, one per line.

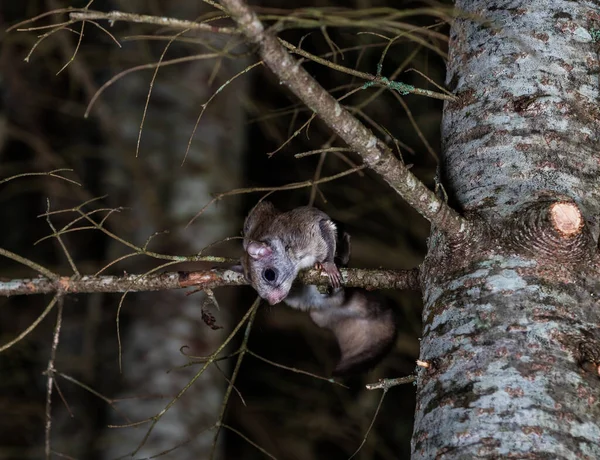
left=285, top=285, right=397, bottom=376
left=241, top=201, right=341, bottom=305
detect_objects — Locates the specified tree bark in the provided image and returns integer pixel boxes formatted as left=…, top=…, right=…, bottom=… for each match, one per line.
left=414, top=1, right=600, bottom=458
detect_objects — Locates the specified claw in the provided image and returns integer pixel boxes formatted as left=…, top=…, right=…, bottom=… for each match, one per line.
left=316, top=261, right=342, bottom=288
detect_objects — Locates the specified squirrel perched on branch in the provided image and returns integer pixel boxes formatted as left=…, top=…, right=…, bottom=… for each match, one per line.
left=237, top=201, right=397, bottom=376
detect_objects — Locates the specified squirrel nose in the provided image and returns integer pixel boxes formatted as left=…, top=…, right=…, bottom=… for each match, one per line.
left=267, top=292, right=285, bottom=305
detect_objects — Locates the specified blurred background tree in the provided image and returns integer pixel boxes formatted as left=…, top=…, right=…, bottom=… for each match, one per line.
left=0, top=1, right=448, bottom=458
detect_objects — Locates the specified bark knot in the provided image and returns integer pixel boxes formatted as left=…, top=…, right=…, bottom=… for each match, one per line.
left=507, top=199, right=594, bottom=265
left=577, top=340, right=600, bottom=378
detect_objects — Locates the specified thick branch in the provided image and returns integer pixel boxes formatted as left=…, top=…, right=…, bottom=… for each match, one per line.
left=68, top=6, right=468, bottom=236
left=0, top=267, right=420, bottom=297
left=219, top=0, right=468, bottom=236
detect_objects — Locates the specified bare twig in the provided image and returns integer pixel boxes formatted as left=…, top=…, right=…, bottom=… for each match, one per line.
left=294, top=147, right=353, bottom=159
left=0, top=295, right=60, bottom=353
left=221, top=423, right=278, bottom=460
left=188, top=164, right=367, bottom=226
left=247, top=350, right=347, bottom=388
left=0, top=247, right=59, bottom=280
left=210, top=299, right=259, bottom=458
left=365, top=375, right=416, bottom=390
left=136, top=29, right=189, bottom=158
left=56, top=371, right=132, bottom=423
left=45, top=199, right=80, bottom=277
left=37, top=196, right=232, bottom=263
left=69, top=10, right=238, bottom=35
left=279, top=38, right=454, bottom=102
left=184, top=60, right=263, bottom=164
left=0, top=168, right=80, bottom=186
left=308, top=149, right=327, bottom=206
left=44, top=297, right=64, bottom=459
left=84, top=53, right=222, bottom=118
left=348, top=388, right=388, bottom=459
left=52, top=380, right=73, bottom=419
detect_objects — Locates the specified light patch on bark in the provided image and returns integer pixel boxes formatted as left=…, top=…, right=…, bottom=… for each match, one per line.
left=366, top=136, right=377, bottom=149
left=428, top=200, right=441, bottom=213
left=572, top=27, right=592, bottom=42
left=486, top=270, right=528, bottom=292
left=480, top=255, right=537, bottom=269
left=550, top=202, right=582, bottom=236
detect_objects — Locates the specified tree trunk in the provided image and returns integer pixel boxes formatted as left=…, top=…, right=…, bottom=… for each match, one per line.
left=413, top=1, right=600, bottom=458
left=97, top=2, right=246, bottom=458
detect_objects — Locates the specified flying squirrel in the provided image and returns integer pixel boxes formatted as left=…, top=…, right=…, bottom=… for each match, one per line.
left=239, top=201, right=397, bottom=375
left=240, top=200, right=342, bottom=305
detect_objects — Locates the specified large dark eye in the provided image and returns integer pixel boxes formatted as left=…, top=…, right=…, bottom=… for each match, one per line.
left=263, top=268, right=277, bottom=282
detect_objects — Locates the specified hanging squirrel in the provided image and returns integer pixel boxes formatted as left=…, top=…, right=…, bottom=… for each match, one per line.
left=239, top=201, right=397, bottom=375
left=240, top=200, right=342, bottom=305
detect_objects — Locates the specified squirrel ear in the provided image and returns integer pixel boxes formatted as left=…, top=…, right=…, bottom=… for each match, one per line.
left=247, top=241, right=272, bottom=259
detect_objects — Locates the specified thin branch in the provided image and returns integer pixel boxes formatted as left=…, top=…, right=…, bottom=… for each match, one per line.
left=365, top=374, right=416, bottom=390
left=55, top=13, right=86, bottom=75
left=0, top=168, right=81, bottom=186
left=44, top=297, right=64, bottom=460
left=84, top=53, right=222, bottom=118
left=391, top=91, right=438, bottom=161
left=279, top=38, right=454, bottom=102
left=213, top=361, right=246, bottom=406
left=221, top=424, right=278, bottom=460
left=188, top=164, right=367, bottom=226
left=210, top=299, right=259, bottom=458
left=39, top=196, right=232, bottom=263
left=0, top=295, right=59, bottom=353
left=52, top=380, right=73, bottom=419
left=69, top=10, right=238, bottom=35
left=294, top=147, right=353, bottom=159
left=184, top=60, right=263, bottom=164
left=113, top=259, right=193, bottom=372
left=0, top=247, right=59, bottom=280
left=219, top=0, right=469, bottom=236
left=308, top=150, right=327, bottom=206
left=0, top=267, right=420, bottom=297
left=56, top=372, right=132, bottom=423
left=247, top=350, right=347, bottom=388
left=6, top=7, right=82, bottom=32
left=348, top=388, right=388, bottom=459
left=45, top=199, right=80, bottom=277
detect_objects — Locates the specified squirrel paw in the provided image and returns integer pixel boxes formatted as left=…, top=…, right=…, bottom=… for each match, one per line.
left=316, top=261, right=342, bottom=288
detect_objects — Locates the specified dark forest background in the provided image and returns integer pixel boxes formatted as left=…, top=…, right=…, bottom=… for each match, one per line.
left=0, top=1, right=449, bottom=458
